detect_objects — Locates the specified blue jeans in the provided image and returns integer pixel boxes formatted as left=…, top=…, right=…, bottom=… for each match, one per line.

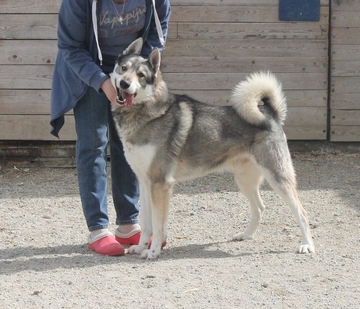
left=73, top=86, right=139, bottom=232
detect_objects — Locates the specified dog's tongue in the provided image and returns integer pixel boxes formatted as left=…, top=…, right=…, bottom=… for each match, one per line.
left=121, top=91, right=135, bottom=107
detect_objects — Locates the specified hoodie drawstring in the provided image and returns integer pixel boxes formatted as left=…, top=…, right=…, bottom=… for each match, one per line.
left=92, top=0, right=103, bottom=65
left=152, top=0, right=165, bottom=46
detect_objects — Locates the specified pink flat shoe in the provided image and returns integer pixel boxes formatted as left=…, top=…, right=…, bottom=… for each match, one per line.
left=88, top=235, right=125, bottom=256
left=115, top=230, right=141, bottom=246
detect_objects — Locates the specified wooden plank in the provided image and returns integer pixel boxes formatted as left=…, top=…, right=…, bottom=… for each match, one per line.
left=0, top=0, right=285, bottom=14
left=170, top=0, right=329, bottom=6
left=331, top=0, right=360, bottom=11
left=0, top=65, right=54, bottom=89
left=0, top=40, right=57, bottom=65
left=332, top=60, right=360, bottom=77
left=0, top=115, right=76, bottom=141
left=0, top=108, right=326, bottom=141
left=286, top=107, right=327, bottom=127
left=285, top=107, right=327, bottom=140
left=332, top=45, right=360, bottom=61
left=173, top=90, right=327, bottom=108
left=164, top=72, right=327, bottom=91
left=163, top=39, right=328, bottom=58
left=0, top=65, right=327, bottom=91
left=0, top=89, right=326, bottom=118
left=178, top=22, right=328, bottom=40
left=172, top=0, right=272, bottom=5
left=332, top=10, right=360, bottom=27
left=1, top=40, right=328, bottom=71
left=332, top=77, right=360, bottom=94
left=0, top=0, right=330, bottom=13
left=1, top=39, right=329, bottom=67
left=0, top=15, right=58, bottom=40
left=332, top=28, right=360, bottom=45
left=330, top=126, right=360, bottom=142
left=331, top=110, right=360, bottom=126
left=171, top=6, right=279, bottom=23
left=0, top=15, right=178, bottom=40
left=1, top=0, right=274, bottom=14
left=285, top=90, right=327, bottom=107
left=171, top=6, right=329, bottom=23
left=0, top=66, right=327, bottom=91
left=162, top=56, right=327, bottom=74
left=0, top=90, right=52, bottom=114
left=285, top=126, right=326, bottom=140
left=0, top=0, right=61, bottom=13
left=331, top=93, right=360, bottom=109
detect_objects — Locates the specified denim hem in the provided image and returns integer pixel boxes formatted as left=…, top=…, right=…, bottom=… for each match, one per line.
left=116, top=219, right=139, bottom=225
left=88, top=224, right=109, bottom=232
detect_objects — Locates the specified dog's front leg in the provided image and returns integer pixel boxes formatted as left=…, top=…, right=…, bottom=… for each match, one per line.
left=129, top=181, right=152, bottom=255
left=140, top=180, right=173, bottom=260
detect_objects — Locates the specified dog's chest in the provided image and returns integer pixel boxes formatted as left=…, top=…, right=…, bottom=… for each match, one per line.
left=123, top=142, right=156, bottom=176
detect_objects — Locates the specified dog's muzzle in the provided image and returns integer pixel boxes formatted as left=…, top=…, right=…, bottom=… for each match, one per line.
left=115, top=80, right=137, bottom=107
left=111, top=73, right=137, bottom=108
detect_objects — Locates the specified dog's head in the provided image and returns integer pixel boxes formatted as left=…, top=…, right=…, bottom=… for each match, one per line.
left=110, top=38, right=161, bottom=108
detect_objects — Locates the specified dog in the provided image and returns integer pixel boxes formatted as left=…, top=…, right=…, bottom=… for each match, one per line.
left=110, top=38, right=315, bottom=259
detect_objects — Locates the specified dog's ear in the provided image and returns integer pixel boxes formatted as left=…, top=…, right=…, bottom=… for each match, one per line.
left=123, top=38, right=143, bottom=56
left=148, top=48, right=161, bottom=76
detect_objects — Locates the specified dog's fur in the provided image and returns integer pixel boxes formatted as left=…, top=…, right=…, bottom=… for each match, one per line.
left=110, top=38, right=315, bottom=259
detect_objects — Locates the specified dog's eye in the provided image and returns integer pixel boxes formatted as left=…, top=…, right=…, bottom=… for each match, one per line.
left=138, top=72, right=145, bottom=78
left=121, top=66, right=127, bottom=71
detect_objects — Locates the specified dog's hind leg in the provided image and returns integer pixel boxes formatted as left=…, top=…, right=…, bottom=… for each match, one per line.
left=259, top=153, right=315, bottom=253
left=233, top=161, right=265, bottom=242
left=265, top=173, right=314, bottom=253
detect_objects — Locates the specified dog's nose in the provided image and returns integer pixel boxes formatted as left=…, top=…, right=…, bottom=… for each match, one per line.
left=120, top=80, right=130, bottom=90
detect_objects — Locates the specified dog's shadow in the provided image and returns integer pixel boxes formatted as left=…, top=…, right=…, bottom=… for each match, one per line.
left=157, top=241, right=287, bottom=261
left=0, top=241, right=287, bottom=275
left=154, top=242, right=251, bottom=260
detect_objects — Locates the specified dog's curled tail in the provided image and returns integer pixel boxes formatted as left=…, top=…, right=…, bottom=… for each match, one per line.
left=231, top=71, right=287, bottom=126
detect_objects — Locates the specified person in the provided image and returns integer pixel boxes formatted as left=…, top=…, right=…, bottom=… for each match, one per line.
left=50, top=0, right=171, bottom=256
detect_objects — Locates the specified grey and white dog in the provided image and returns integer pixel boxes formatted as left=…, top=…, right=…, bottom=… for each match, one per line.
left=110, top=38, right=315, bottom=259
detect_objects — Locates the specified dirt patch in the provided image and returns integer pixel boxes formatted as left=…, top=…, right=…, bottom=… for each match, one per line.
left=1, top=153, right=359, bottom=308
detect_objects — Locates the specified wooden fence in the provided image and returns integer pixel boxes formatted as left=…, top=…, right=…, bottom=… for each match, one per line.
left=0, top=0, right=358, bottom=143
left=330, top=0, right=360, bottom=141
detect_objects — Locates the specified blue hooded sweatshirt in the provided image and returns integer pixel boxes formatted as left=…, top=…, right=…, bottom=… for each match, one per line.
left=50, top=0, right=171, bottom=137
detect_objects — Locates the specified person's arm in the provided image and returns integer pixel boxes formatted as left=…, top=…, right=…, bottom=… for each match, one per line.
left=57, top=0, right=108, bottom=92
left=142, top=0, right=171, bottom=57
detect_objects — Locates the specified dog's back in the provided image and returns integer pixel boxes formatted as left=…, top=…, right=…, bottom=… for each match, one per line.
left=160, top=72, right=288, bottom=182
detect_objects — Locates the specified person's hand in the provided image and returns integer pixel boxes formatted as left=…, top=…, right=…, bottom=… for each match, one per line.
left=101, top=78, right=122, bottom=108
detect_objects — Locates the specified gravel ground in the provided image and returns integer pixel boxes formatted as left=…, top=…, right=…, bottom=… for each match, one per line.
left=0, top=152, right=359, bottom=308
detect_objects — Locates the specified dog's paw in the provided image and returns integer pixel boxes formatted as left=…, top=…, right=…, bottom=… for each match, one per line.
left=298, top=244, right=315, bottom=254
left=232, top=232, right=254, bottom=241
left=140, top=248, right=161, bottom=260
left=128, top=244, right=145, bottom=255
